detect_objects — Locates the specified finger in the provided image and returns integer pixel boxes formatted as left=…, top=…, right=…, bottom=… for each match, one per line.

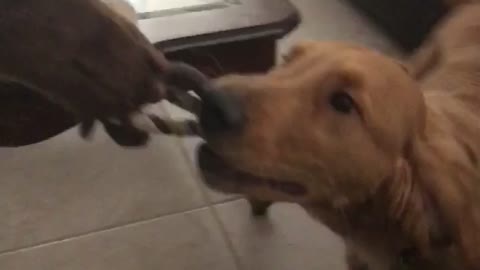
left=34, top=54, right=127, bottom=120
left=145, top=44, right=168, bottom=73
left=130, top=46, right=168, bottom=106
left=102, top=117, right=150, bottom=147
left=69, top=57, right=138, bottom=119
left=111, top=7, right=168, bottom=74
left=162, top=62, right=212, bottom=98
left=131, top=79, right=166, bottom=109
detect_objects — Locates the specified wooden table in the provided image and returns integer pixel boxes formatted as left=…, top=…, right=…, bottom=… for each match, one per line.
left=147, top=0, right=299, bottom=76
left=0, top=0, right=299, bottom=147
left=346, top=0, right=447, bottom=52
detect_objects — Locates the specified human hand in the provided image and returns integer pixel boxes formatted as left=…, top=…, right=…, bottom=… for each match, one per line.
left=0, top=0, right=167, bottom=146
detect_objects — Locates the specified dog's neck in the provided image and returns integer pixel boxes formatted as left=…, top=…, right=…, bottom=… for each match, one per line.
left=303, top=143, right=458, bottom=269
left=305, top=114, right=480, bottom=268
left=301, top=84, right=480, bottom=268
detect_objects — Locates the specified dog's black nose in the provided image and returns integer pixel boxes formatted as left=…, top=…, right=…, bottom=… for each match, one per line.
left=200, top=90, right=245, bottom=136
left=161, top=62, right=244, bottom=136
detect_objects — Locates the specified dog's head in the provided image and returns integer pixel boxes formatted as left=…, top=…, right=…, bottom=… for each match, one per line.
left=198, top=41, right=480, bottom=267
left=198, top=41, right=425, bottom=206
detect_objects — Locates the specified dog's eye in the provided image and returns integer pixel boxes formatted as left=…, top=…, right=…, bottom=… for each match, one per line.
left=329, top=92, right=354, bottom=114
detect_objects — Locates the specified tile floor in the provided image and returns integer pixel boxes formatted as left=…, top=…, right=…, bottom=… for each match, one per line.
left=0, top=0, right=399, bottom=269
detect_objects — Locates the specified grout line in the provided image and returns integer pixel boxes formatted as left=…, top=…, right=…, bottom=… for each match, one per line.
left=0, top=196, right=246, bottom=257
left=210, top=197, right=245, bottom=207
left=0, top=205, right=211, bottom=256
left=210, top=196, right=244, bottom=205
left=184, top=157, right=245, bottom=270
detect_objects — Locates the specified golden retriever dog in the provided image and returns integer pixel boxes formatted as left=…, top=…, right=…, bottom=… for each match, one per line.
left=197, top=4, right=480, bottom=270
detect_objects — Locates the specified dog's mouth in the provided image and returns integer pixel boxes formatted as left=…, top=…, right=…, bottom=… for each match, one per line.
left=197, top=144, right=307, bottom=197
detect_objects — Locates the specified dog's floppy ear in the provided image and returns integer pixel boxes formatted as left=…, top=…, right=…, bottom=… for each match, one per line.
left=393, top=61, right=410, bottom=74
left=407, top=37, right=442, bottom=80
left=411, top=141, right=480, bottom=268
left=382, top=158, right=447, bottom=254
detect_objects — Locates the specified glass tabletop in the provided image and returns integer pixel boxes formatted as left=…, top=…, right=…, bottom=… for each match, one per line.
left=127, top=0, right=239, bottom=19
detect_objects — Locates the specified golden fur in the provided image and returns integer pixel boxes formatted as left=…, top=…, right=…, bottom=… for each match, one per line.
left=199, top=4, right=480, bottom=270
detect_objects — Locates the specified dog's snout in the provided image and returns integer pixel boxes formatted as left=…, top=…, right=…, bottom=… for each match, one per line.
left=200, top=90, right=245, bottom=136
left=162, top=62, right=245, bottom=136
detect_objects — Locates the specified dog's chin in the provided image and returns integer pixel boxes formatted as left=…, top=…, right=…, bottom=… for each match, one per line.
left=197, top=144, right=307, bottom=198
